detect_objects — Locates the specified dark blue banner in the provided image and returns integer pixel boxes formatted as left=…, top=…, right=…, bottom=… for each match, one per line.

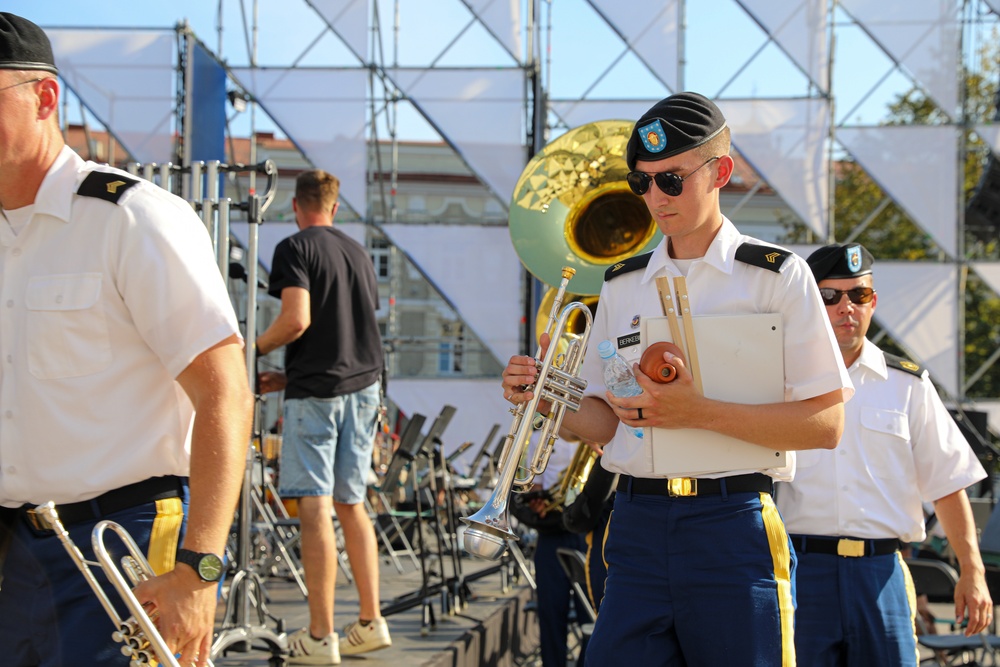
left=190, top=43, right=226, bottom=163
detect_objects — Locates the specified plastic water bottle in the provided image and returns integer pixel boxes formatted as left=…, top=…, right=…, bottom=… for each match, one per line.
left=597, top=339, right=644, bottom=439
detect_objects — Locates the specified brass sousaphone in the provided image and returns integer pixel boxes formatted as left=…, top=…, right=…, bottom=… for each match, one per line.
left=461, top=121, right=661, bottom=560
left=510, top=119, right=663, bottom=306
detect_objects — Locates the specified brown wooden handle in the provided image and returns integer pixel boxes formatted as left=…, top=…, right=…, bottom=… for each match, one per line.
left=639, top=341, right=684, bottom=383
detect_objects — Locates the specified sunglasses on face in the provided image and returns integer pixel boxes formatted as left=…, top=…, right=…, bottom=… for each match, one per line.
left=626, top=156, right=721, bottom=197
left=818, top=287, right=875, bottom=306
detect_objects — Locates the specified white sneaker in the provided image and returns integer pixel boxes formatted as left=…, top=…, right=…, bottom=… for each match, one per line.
left=287, top=628, right=340, bottom=665
left=340, top=616, right=392, bottom=655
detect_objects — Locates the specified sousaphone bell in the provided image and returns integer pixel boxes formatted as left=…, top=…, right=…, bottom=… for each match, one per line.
left=461, top=121, right=661, bottom=560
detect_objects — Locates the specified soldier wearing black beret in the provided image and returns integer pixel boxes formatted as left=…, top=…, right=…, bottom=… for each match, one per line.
left=778, top=242, right=992, bottom=663
left=0, top=11, right=58, bottom=74
left=501, top=91, right=851, bottom=667
left=0, top=14, right=252, bottom=667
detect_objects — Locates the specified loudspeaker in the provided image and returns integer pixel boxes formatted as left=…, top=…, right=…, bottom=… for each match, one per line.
left=967, top=156, right=1000, bottom=242
left=967, top=86, right=1000, bottom=243
left=948, top=408, right=992, bottom=456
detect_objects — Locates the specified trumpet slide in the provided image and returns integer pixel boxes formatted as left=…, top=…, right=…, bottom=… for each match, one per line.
left=34, top=501, right=207, bottom=667
left=461, top=266, right=592, bottom=560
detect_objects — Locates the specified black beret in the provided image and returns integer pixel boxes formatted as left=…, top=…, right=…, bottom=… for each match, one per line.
left=626, top=92, right=727, bottom=170
left=0, top=13, right=57, bottom=75
left=806, top=243, right=874, bottom=283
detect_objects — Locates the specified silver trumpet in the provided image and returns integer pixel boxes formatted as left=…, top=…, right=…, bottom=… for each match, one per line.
left=35, top=501, right=209, bottom=667
left=461, top=267, right=592, bottom=560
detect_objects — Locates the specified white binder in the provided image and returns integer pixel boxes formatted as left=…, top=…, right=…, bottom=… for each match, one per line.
left=640, top=313, right=786, bottom=476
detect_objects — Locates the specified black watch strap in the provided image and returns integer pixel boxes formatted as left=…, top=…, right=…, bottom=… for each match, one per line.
left=176, top=548, right=224, bottom=582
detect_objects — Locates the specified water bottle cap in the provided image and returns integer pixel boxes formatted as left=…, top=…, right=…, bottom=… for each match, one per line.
left=597, top=340, right=614, bottom=358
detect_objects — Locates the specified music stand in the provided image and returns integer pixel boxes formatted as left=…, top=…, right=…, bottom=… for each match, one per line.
left=445, top=440, right=476, bottom=469
left=466, top=423, right=501, bottom=480
left=415, top=407, right=473, bottom=614
left=382, top=414, right=427, bottom=491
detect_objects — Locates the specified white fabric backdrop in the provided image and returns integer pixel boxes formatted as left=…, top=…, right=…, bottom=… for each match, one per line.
left=868, top=262, right=959, bottom=396
left=382, top=224, right=522, bottom=363
left=976, top=124, right=1000, bottom=155
left=839, top=0, right=960, bottom=119
left=230, top=67, right=369, bottom=219
left=723, top=98, right=830, bottom=238
left=306, top=0, right=369, bottom=61
left=734, top=0, right=829, bottom=92
left=462, top=0, right=522, bottom=63
left=973, top=263, right=1000, bottom=297
left=586, top=0, right=683, bottom=93
left=48, top=30, right=175, bottom=164
left=837, top=125, right=959, bottom=257
left=387, top=68, right=526, bottom=207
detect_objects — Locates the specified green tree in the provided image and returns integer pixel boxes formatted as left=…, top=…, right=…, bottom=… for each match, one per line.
left=780, top=38, right=1000, bottom=401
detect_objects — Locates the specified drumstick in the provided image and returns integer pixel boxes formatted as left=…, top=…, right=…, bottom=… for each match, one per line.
left=672, top=276, right=703, bottom=395
left=655, top=276, right=684, bottom=346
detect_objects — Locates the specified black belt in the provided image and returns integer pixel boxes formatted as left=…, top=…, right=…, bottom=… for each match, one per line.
left=790, top=534, right=901, bottom=558
left=19, top=475, right=185, bottom=532
left=617, top=473, right=773, bottom=497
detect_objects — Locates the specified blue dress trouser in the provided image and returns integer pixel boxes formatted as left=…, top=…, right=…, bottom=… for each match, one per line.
left=794, top=550, right=919, bottom=666
left=0, top=489, right=189, bottom=667
left=585, top=486, right=796, bottom=667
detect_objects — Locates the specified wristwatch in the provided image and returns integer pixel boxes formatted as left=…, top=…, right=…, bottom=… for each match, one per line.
left=176, top=548, right=225, bottom=582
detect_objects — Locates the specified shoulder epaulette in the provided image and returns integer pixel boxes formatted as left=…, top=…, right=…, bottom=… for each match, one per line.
left=884, top=353, right=924, bottom=377
left=734, top=242, right=791, bottom=273
left=77, top=171, right=140, bottom=204
left=605, top=252, right=652, bottom=282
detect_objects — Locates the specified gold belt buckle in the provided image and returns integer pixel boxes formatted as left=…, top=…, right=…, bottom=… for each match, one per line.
left=837, top=538, right=865, bottom=557
left=667, top=478, right=697, bottom=497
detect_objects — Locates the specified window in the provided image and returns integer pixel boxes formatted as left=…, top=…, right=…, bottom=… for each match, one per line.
left=370, top=236, right=390, bottom=281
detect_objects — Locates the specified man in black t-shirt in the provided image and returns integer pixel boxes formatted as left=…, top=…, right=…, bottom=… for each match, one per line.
left=257, top=170, right=390, bottom=664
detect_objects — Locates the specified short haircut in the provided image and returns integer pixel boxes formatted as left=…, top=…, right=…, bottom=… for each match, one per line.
left=295, top=169, right=339, bottom=213
left=694, top=126, right=731, bottom=160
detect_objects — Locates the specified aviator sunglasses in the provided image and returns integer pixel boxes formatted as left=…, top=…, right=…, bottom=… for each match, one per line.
left=626, top=156, right=721, bottom=197
left=818, top=287, right=875, bottom=306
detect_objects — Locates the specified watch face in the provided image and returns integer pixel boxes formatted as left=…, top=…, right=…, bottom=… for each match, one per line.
left=197, top=554, right=224, bottom=582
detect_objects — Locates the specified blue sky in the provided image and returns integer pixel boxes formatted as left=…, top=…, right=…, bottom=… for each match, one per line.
left=5, top=0, right=978, bottom=141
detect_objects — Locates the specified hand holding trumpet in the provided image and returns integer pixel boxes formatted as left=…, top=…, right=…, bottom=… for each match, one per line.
left=501, top=336, right=708, bottom=434
left=133, top=567, right=218, bottom=667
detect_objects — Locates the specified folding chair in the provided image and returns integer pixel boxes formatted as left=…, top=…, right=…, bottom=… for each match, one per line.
left=555, top=546, right=597, bottom=664
left=980, top=501, right=1000, bottom=567
left=907, top=557, right=1000, bottom=666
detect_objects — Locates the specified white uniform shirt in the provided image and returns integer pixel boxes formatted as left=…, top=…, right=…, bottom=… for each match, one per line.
left=777, top=338, right=986, bottom=543
left=0, top=146, right=241, bottom=506
left=580, top=216, right=852, bottom=480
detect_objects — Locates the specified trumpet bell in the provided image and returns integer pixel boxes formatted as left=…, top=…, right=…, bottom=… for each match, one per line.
left=461, top=492, right=518, bottom=559
left=461, top=517, right=516, bottom=560
left=509, top=120, right=662, bottom=296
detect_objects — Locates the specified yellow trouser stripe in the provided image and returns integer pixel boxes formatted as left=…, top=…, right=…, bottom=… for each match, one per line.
left=147, top=497, right=184, bottom=575
left=594, top=509, right=614, bottom=623
left=584, top=530, right=597, bottom=610
left=760, top=492, right=796, bottom=667
left=900, top=552, right=921, bottom=665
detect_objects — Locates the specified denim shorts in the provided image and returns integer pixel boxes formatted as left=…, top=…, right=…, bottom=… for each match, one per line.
left=278, top=381, right=380, bottom=504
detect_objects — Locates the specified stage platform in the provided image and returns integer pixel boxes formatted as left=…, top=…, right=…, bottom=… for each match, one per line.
left=212, top=552, right=540, bottom=667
